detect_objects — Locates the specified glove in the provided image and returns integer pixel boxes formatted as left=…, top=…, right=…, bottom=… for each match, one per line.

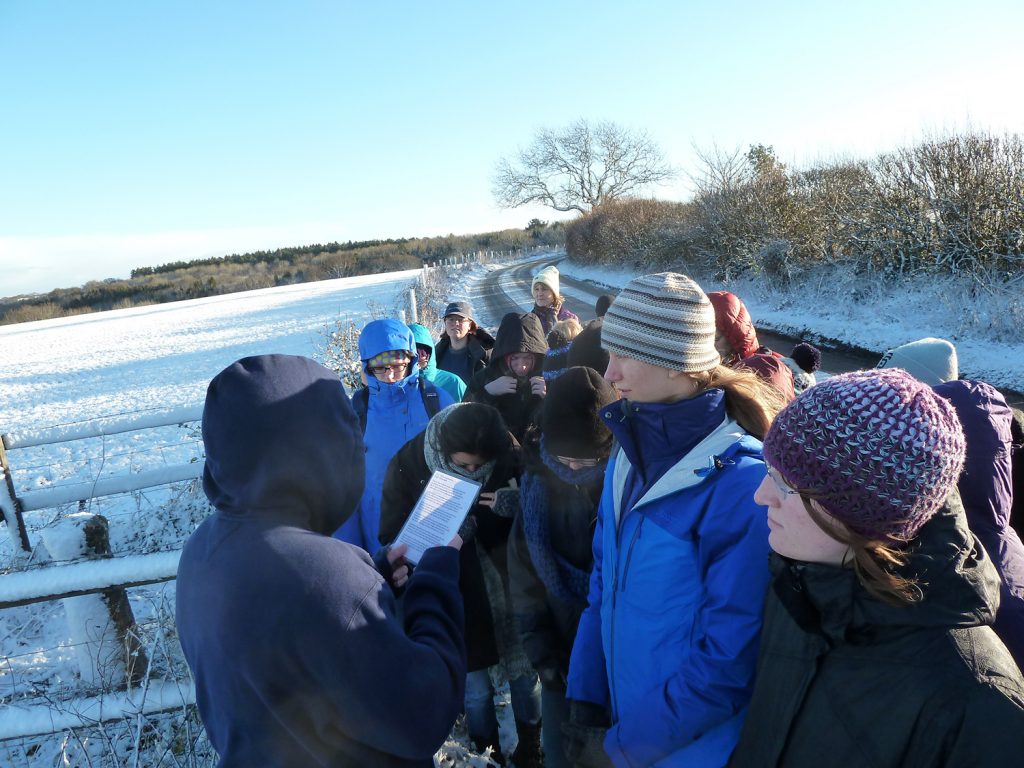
left=562, top=700, right=613, bottom=768
left=457, top=514, right=478, bottom=546
left=489, top=486, right=520, bottom=519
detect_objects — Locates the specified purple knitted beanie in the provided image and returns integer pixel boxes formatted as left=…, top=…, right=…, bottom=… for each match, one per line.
left=763, top=368, right=966, bottom=542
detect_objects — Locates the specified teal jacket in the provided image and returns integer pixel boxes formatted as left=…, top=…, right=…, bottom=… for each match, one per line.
left=410, top=323, right=467, bottom=404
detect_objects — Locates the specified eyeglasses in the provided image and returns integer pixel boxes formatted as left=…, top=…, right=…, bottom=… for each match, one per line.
left=555, top=456, right=602, bottom=468
left=369, top=362, right=409, bottom=377
left=445, top=316, right=471, bottom=326
left=766, top=467, right=801, bottom=496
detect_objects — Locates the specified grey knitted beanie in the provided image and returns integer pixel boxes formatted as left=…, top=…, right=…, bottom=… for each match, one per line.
left=763, top=368, right=966, bottom=542
left=876, top=337, right=958, bottom=386
left=601, top=272, right=719, bottom=372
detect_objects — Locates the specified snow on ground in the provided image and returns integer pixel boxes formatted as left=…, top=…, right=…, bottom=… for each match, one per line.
left=1, top=249, right=1019, bottom=764
left=556, top=257, right=1024, bottom=396
left=0, top=262, right=511, bottom=766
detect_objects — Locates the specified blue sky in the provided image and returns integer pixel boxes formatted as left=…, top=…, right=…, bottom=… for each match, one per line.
left=1, top=0, right=1022, bottom=295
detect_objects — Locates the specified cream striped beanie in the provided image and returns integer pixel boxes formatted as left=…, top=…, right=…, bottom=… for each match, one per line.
left=601, top=272, right=720, bottom=372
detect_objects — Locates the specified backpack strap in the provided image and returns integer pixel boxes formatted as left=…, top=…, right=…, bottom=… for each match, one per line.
left=352, top=387, right=370, bottom=434
left=419, top=376, right=442, bottom=419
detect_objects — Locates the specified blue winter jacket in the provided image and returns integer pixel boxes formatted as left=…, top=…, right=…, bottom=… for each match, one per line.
left=176, top=355, right=466, bottom=768
left=409, top=323, right=467, bottom=404
left=334, top=319, right=455, bottom=550
left=567, top=395, right=772, bottom=768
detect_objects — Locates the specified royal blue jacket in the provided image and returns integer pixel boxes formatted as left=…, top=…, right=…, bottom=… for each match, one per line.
left=335, top=320, right=455, bottom=550
left=567, top=394, right=771, bottom=768
left=176, top=354, right=466, bottom=767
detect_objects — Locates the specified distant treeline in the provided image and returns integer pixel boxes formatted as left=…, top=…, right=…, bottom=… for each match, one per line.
left=567, top=132, right=1024, bottom=284
left=1, top=223, right=564, bottom=326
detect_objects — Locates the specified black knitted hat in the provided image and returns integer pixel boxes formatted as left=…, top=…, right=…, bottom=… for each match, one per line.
left=790, top=342, right=822, bottom=374
left=567, top=318, right=609, bottom=376
left=541, top=366, right=618, bottom=459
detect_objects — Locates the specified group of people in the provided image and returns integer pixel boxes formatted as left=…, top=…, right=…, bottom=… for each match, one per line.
left=175, top=263, right=1024, bottom=768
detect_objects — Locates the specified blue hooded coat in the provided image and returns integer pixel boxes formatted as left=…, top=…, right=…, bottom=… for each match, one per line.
left=567, top=392, right=771, bottom=767
left=409, top=323, right=467, bottom=404
left=334, top=319, right=455, bottom=550
left=176, top=354, right=466, bottom=768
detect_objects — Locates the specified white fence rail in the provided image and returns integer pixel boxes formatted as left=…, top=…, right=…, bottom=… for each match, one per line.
left=0, top=404, right=204, bottom=552
left=0, top=409, right=205, bottom=745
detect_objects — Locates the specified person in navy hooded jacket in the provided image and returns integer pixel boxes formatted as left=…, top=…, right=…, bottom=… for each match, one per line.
left=565, top=274, right=786, bottom=768
left=176, top=354, right=466, bottom=768
left=335, top=318, right=455, bottom=550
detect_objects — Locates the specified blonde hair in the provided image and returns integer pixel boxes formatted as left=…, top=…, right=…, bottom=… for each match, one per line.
left=551, top=318, right=583, bottom=342
left=689, top=365, right=787, bottom=440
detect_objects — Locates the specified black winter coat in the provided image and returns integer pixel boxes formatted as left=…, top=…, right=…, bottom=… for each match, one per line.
left=466, top=313, right=547, bottom=441
left=729, top=495, right=1024, bottom=768
left=435, top=327, right=494, bottom=385
left=379, top=430, right=522, bottom=672
left=507, top=454, right=602, bottom=689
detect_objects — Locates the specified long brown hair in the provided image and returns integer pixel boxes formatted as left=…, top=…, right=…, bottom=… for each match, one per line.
left=803, top=497, right=923, bottom=606
left=690, top=365, right=787, bottom=439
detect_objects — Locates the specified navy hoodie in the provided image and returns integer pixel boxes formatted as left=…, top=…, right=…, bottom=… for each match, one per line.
left=176, top=355, right=466, bottom=768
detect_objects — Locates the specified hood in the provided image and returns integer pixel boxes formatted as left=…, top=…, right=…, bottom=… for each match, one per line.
left=491, top=311, right=548, bottom=361
left=933, top=378, right=1015, bottom=532
left=707, top=291, right=759, bottom=359
left=358, top=318, right=416, bottom=362
left=409, top=322, right=438, bottom=372
left=201, top=355, right=365, bottom=535
left=777, top=491, right=1001, bottom=640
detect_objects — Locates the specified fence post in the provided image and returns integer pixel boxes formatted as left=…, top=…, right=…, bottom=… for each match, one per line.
left=407, top=288, right=418, bottom=324
left=0, top=437, right=31, bottom=552
left=42, top=514, right=149, bottom=689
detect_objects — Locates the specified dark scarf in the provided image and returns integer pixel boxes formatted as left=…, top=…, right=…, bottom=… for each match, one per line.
left=519, top=439, right=605, bottom=605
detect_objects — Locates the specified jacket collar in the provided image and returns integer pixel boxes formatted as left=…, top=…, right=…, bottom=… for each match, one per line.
left=610, top=415, right=749, bottom=526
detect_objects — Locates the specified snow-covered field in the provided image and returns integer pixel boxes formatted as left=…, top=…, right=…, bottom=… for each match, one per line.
left=0, top=264, right=511, bottom=767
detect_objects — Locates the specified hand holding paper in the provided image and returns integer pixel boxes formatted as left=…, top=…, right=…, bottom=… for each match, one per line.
left=392, top=471, right=482, bottom=564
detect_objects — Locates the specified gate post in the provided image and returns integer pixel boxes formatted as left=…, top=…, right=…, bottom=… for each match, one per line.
left=42, top=514, right=149, bottom=688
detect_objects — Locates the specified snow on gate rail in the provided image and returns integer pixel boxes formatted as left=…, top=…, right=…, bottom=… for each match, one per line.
left=0, top=405, right=205, bottom=744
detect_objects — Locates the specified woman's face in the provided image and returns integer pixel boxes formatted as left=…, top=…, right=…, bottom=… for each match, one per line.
left=714, top=330, right=735, bottom=362
left=603, top=352, right=700, bottom=403
left=533, top=283, right=555, bottom=307
left=753, top=466, right=849, bottom=565
left=507, top=352, right=535, bottom=378
left=449, top=451, right=487, bottom=473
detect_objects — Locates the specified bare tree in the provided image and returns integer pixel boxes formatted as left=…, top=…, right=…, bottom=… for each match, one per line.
left=493, top=120, right=675, bottom=214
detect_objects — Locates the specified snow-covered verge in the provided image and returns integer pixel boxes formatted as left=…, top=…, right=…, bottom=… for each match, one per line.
left=0, top=262, right=517, bottom=767
left=557, top=257, right=1024, bottom=396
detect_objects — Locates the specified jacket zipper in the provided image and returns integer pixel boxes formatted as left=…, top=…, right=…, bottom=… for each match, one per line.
left=609, top=515, right=643, bottom=721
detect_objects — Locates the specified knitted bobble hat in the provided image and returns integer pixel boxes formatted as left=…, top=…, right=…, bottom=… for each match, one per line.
left=601, top=272, right=719, bottom=372
left=790, top=342, right=821, bottom=374
left=532, top=266, right=560, bottom=297
left=763, top=368, right=966, bottom=542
